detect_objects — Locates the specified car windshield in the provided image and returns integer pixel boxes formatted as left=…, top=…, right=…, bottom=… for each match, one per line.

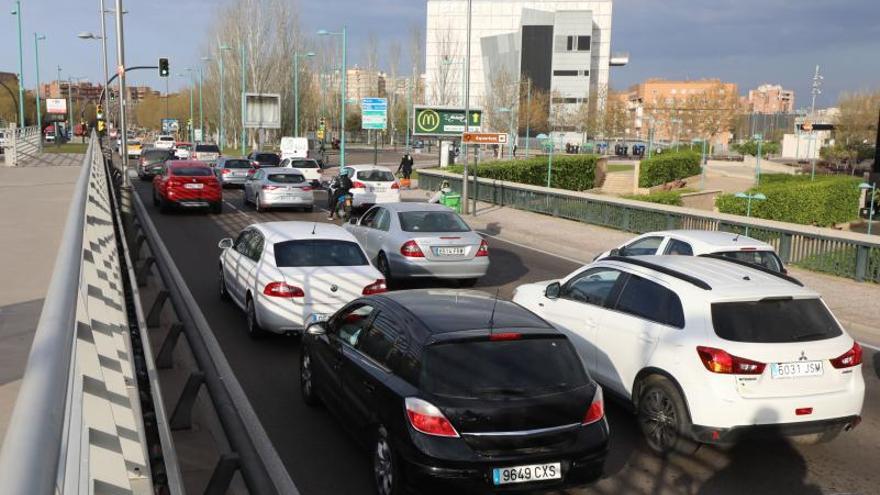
left=196, top=144, right=220, bottom=153
left=268, top=173, right=305, bottom=184
left=223, top=159, right=251, bottom=169
left=711, top=298, right=843, bottom=343
left=289, top=160, right=320, bottom=169
left=274, top=239, right=367, bottom=267
left=421, top=337, right=588, bottom=399
left=357, top=170, right=395, bottom=182
left=255, top=153, right=280, bottom=165
left=713, top=250, right=783, bottom=272
left=398, top=211, right=470, bottom=233
left=171, top=167, right=213, bottom=177
left=143, top=150, right=171, bottom=162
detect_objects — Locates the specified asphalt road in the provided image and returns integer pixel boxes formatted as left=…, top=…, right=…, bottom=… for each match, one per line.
left=132, top=180, right=880, bottom=495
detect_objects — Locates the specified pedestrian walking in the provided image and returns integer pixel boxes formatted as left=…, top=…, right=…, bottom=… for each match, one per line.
left=397, top=152, right=414, bottom=189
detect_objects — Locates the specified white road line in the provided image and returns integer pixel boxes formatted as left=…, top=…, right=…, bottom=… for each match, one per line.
left=477, top=231, right=588, bottom=266
left=861, top=342, right=880, bottom=353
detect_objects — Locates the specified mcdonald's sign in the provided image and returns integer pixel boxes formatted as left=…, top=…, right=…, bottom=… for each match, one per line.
left=413, top=106, right=482, bottom=136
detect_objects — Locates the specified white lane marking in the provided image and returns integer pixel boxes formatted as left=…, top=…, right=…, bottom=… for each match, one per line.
left=477, top=231, right=587, bottom=266
left=861, top=342, right=880, bottom=353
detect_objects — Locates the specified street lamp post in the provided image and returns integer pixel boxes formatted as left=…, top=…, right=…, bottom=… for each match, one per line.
left=180, top=70, right=194, bottom=143
left=318, top=27, right=348, bottom=168
left=537, top=133, right=554, bottom=187
left=461, top=0, right=473, bottom=214
left=860, top=182, right=876, bottom=236
left=240, top=40, right=247, bottom=154
left=34, top=33, right=46, bottom=149
left=754, top=133, right=763, bottom=186
left=99, top=0, right=111, bottom=126
left=809, top=65, right=823, bottom=181
left=734, top=192, right=767, bottom=236
left=293, top=51, right=316, bottom=137
left=12, top=1, right=25, bottom=128
left=217, top=44, right=231, bottom=148
left=198, top=58, right=210, bottom=142
left=524, top=78, right=531, bottom=158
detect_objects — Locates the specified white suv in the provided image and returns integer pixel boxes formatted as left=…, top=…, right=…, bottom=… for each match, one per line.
left=513, top=255, right=864, bottom=454
left=595, top=230, right=786, bottom=273
left=154, top=135, right=176, bottom=150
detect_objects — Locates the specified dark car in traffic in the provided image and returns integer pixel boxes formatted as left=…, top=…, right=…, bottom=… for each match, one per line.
left=300, top=290, right=609, bottom=495
left=247, top=151, right=281, bottom=168
left=137, top=148, right=174, bottom=180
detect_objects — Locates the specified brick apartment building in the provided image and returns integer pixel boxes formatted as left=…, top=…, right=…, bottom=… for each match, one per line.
left=40, top=80, right=158, bottom=104
left=742, top=83, right=795, bottom=114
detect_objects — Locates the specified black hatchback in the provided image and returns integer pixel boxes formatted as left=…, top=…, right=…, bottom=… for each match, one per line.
left=300, top=290, right=609, bottom=495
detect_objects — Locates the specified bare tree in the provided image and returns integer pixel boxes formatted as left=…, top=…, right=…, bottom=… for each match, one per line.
left=387, top=41, right=402, bottom=145
left=430, top=24, right=461, bottom=106
left=483, top=67, right=518, bottom=133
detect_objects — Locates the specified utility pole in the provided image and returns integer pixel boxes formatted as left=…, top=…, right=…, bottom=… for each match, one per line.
left=34, top=33, right=45, bottom=150
left=461, top=0, right=472, bottom=214
left=114, top=0, right=130, bottom=185
left=99, top=0, right=111, bottom=126
left=809, top=65, right=823, bottom=181
left=13, top=0, right=25, bottom=128
left=525, top=78, right=531, bottom=157
left=240, top=40, right=247, bottom=154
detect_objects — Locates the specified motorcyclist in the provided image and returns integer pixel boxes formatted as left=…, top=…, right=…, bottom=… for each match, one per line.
left=327, top=168, right=354, bottom=220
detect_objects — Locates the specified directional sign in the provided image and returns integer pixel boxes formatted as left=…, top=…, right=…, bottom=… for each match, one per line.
left=413, top=106, right=482, bottom=136
left=161, top=118, right=180, bottom=134
left=46, top=98, right=67, bottom=114
left=462, top=132, right=508, bottom=145
left=361, top=97, right=387, bottom=130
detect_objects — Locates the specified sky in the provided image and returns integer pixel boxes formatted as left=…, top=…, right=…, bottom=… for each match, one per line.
left=2, top=0, right=878, bottom=109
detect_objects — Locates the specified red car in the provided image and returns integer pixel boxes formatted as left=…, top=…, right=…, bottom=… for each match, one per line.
left=152, top=161, right=222, bottom=214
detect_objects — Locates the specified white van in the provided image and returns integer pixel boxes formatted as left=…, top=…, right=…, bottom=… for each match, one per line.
left=280, top=137, right=309, bottom=160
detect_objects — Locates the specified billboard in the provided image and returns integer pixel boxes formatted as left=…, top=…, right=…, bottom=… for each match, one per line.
left=413, top=106, right=482, bottom=136
left=161, top=118, right=180, bottom=134
left=361, top=98, right=387, bottom=130
left=46, top=98, right=67, bottom=115
left=244, top=93, right=281, bottom=129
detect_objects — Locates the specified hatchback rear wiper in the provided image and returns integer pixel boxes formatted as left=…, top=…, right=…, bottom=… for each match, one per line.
left=476, top=387, right=528, bottom=396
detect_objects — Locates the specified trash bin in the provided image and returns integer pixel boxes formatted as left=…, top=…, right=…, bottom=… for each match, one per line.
left=440, top=193, right=461, bottom=213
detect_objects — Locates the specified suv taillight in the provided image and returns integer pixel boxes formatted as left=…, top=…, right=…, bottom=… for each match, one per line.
left=582, top=386, right=604, bottom=425
left=263, top=282, right=305, bottom=298
left=400, top=240, right=425, bottom=258
left=405, top=397, right=459, bottom=438
left=222, top=168, right=231, bottom=175
left=362, top=279, right=387, bottom=295
left=830, top=342, right=862, bottom=369
left=697, top=346, right=765, bottom=375
left=476, top=240, right=489, bottom=257
left=352, top=181, right=367, bottom=189
left=391, top=182, right=400, bottom=189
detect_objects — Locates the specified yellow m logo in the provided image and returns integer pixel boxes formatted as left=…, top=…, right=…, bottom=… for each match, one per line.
left=418, top=110, right=441, bottom=132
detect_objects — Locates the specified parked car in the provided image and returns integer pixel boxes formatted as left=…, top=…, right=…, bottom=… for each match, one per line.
left=242, top=167, right=315, bottom=212
left=247, top=151, right=281, bottom=168
left=340, top=165, right=400, bottom=209
left=595, top=230, right=786, bottom=273
left=214, top=156, right=253, bottom=187
left=154, top=134, right=176, bottom=150
left=137, top=148, right=174, bottom=180
left=344, top=202, right=489, bottom=285
left=301, top=289, right=609, bottom=495
left=152, top=161, right=222, bottom=214
left=193, top=143, right=221, bottom=163
left=280, top=157, right=325, bottom=186
left=217, top=221, right=386, bottom=337
left=513, top=255, right=865, bottom=454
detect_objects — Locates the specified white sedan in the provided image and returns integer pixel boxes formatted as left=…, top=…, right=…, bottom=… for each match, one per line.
left=218, top=221, right=386, bottom=338
left=340, top=165, right=400, bottom=208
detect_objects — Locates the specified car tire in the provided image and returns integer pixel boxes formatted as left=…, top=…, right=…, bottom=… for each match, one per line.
left=636, top=375, right=699, bottom=456
left=300, top=349, right=321, bottom=407
left=372, top=426, right=402, bottom=495
left=458, top=278, right=479, bottom=288
left=255, top=195, right=264, bottom=213
left=377, top=253, right=393, bottom=283
left=245, top=296, right=266, bottom=339
left=218, top=265, right=230, bottom=301
left=159, top=195, right=171, bottom=214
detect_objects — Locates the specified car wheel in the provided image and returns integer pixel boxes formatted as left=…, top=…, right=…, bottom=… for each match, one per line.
left=218, top=265, right=230, bottom=301
left=377, top=252, right=393, bottom=282
left=246, top=296, right=265, bottom=339
left=300, top=349, right=320, bottom=406
left=159, top=195, right=171, bottom=214
left=255, top=195, right=264, bottom=213
left=637, top=376, right=698, bottom=456
left=458, top=278, right=479, bottom=288
left=373, top=426, right=402, bottom=495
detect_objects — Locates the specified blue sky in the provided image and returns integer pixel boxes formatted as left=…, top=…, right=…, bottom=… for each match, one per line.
left=3, top=0, right=878, bottom=108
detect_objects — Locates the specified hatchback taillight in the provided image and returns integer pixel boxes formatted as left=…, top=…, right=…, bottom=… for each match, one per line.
left=263, top=282, right=304, bottom=298
left=262, top=185, right=280, bottom=190
left=476, top=240, right=489, bottom=257
left=400, top=240, right=425, bottom=258
left=362, top=279, right=387, bottom=295
left=405, top=397, right=459, bottom=438
left=696, top=346, right=766, bottom=375
left=391, top=182, right=400, bottom=189
left=222, top=168, right=231, bottom=175
left=830, top=342, right=862, bottom=369
left=352, top=181, right=367, bottom=189
left=582, top=386, right=604, bottom=425
left=301, top=186, right=313, bottom=192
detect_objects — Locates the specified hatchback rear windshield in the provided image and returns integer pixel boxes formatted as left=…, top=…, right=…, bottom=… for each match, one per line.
left=357, top=170, right=395, bottom=182
left=143, top=150, right=172, bottom=161
left=274, top=240, right=367, bottom=267
left=713, top=250, right=783, bottom=272
left=421, top=337, right=588, bottom=399
left=711, top=298, right=843, bottom=343
left=196, top=144, right=220, bottom=153
left=289, top=160, right=320, bottom=169
left=255, top=154, right=280, bottom=165
left=398, top=211, right=470, bottom=233
left=223, top=159, right=251, bottom=169
left=268, top=173, right=305, bottom=184
left=171, top=167, right=213, bottom=177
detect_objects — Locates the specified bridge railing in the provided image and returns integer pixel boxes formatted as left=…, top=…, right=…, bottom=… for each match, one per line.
left=420, top=169, right=880, bottom=283
left=1, top=123, right=42, bottom=166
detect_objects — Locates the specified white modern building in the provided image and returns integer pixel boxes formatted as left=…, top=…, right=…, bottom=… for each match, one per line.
left=425, top=0, right=627, bottom=124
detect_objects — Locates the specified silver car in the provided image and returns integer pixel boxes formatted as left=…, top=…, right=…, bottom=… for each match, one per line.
left=243, top=167, right=315, bottom=212
left=214, top=157, right=253, bottom=187
left=344, top=202, right=489, bottom=285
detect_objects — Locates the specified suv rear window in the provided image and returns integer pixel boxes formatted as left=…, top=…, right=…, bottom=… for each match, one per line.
left=289, top=160, right=320, bottom=169
left=711, top=298, right=843, bottom=343
left=255, top=153, right=280, bottom=165
left=399, top=211, right=470, bottom=233
left=171, top=167, right=213, bottom=176
left=222, top=159, right=251, bottom=169
left=274, top=240, right=367, bottom=267
left=357, top=170, right=395, bottom=182
left=195, top=144, right=220, bottom=153
left=267, top=173, right=305, bottom=184
left=421, top=337, right=588, bottom=399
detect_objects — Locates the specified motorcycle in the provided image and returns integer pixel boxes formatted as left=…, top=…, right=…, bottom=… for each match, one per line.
left=334, top=192, right=354, bottom=222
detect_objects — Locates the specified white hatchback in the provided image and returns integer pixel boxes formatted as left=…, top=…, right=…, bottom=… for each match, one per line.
left=218, top=222, right=386, bottom=337
left=514, top=255, right=864, bottom=454
left=341, top=165, right=400, bottom=208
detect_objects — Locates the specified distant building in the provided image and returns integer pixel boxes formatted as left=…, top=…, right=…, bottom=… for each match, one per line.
left=346, top=67, right=386, bottom=102
left=781, top=108, right=838, bottom=160
left=40, top=81, right=104, bottom=102
left=743, top=84, right=794, bottom=114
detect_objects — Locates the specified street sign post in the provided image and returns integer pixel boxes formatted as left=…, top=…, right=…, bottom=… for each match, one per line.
left=243, top=93, right=281, bottom=129
left=413, top=106, right=482, bottom=136
left=361, top=97, right=387, bottom=130
left=161, top=118, right=180, bottom=135
left=462, top=132, right=507, bottom=145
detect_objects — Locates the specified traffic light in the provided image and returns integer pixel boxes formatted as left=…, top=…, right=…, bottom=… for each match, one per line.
left=158, top=57, right=170, bottom=77
left=97, top=120, right=105, bottom=133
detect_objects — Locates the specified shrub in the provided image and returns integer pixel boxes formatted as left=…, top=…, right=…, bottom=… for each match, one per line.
left=732, top=140, right=780, bottom=157
left=716, top=176, right=862, bottom=227
left=447, top=154, right=599, bottom=191
left=638, top=151, right=702, bottom=188
left=622, top=189, right=695, bottom=206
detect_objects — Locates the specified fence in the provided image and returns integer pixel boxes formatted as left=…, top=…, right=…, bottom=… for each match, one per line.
left=420, top=170, right=880, bottom=283
left=0, top=134, right=182, bottom=494
left=1, top=123, right=41, bottom=166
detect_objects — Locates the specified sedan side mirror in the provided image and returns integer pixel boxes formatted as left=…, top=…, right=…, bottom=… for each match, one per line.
left=545, top=282, right=561, bottom=300
left=349, top=216, right=359, bottom=225
left=307, top=323, right=327, bottom=336
left=610, top=248, right=621, bottom=257
left=218, top=238, right=233, bottom=249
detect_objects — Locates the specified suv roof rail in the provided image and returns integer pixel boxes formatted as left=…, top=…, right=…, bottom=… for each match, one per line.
left=699, top=253, right=804, bottom=287
left=604, top=256, right=712, bottom=290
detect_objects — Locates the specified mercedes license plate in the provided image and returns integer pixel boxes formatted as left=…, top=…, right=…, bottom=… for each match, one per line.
left=435, top=247, right=465, bottom=256
left=771, top=361, right=823, bottom=379
left=184, top=183, right=204, bottom=189
left=493, top=463, right=561, bottom=485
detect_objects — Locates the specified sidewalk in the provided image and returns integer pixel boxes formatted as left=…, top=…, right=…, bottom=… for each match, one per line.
left=403, top=186, right=880, bottom=349
left=0, top=165, right=81, bottom=442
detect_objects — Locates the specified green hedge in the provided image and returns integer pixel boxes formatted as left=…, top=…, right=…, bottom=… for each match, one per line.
left=716, top=176, right=862, bottom=227
left=622, top=189, right=696, bottom=206
left=638, top=151, right=702, bottom=188
left=447, top=155, right=599, bottom=191
left=732, top=140, right=780, bottom=157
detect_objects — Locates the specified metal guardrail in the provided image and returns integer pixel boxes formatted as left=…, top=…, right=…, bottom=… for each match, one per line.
left=1, top=123, right=41, bottom=166
left=420, top=169, right=880, bottom=283
left=0, top=134, right=178, bottom=494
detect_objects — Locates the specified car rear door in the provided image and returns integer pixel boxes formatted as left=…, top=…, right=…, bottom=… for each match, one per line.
left=365, top=208, right=391, bottom=257
left=240, top=231, right=264, bottom=298
left=311, top=304, right=371, bottom=412
left=225, top=230, right=253, bottom=305
left=322, top=303, right=377, bottom=420
left=349, top=207, right=380, bottom=255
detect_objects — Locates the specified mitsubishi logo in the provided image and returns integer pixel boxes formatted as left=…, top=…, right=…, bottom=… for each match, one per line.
left=799, top=351, right=808, bottom=361
left=330, top=284, right=338, bottom=293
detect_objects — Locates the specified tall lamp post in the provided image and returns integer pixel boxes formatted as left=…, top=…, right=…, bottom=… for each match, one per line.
left=11, top=1, right=25, bottom=127
left=239, top=40, right=248, bottom=154
left=809, top=65, right=823, bottom=181
left=293, top=51, right=316, bottom=136
left=318, top=27, right=348, bottom=168
left=461, top=0, right=473, bottom=214
left=34, top=33, right=46, bottom=148
left=198, top=57, right=211, bottom=142
left=860, top=182, right=876, bottom=236
left=217, top=43, right=231, bottom=148
left=753, top=133, right=763, bottom=186
left=537, top=133, right=555, bottom=187
left=734, top=192, right=767, bottom=236
left=180, top=70, right=194, bottom=143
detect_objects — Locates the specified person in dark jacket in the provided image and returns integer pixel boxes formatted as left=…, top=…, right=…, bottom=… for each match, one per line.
left=327, top=169, right=353, bottom=220
left=397, top=153, right=414, bottom=180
